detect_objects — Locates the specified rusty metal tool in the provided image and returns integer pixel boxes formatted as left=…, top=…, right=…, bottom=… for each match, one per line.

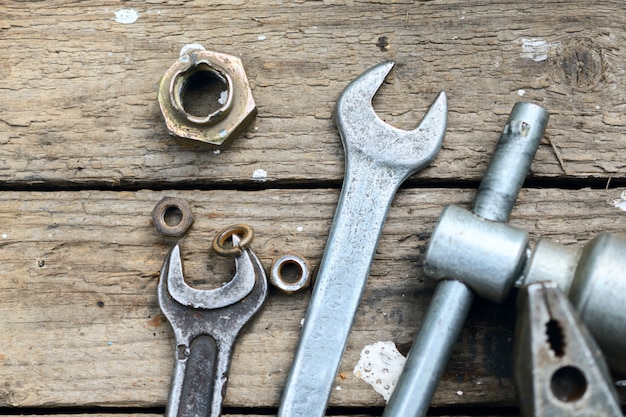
left=277, top=61, right=447, bottom=417
left=158, top=44, right=257, bottom=149
left=157, top=233, right=268, bottom=417
left=515, top=281, right=622, bottom=417
left=521, top=232, right=626, bottom=374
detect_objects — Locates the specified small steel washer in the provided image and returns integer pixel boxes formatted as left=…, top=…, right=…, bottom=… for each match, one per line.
left=270, top=253, right=311, bottom=293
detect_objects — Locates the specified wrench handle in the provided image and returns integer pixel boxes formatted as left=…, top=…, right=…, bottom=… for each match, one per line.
left=166, top=335, right=218, bottom=417
left=278, top=160, right=403, bottom=417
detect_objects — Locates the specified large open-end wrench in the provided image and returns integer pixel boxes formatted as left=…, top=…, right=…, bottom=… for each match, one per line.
left=277, top=61, right=447, bottom=417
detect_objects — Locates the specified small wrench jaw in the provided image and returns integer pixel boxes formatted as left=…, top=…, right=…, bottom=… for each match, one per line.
left=165, top=235, right=256, bottom=309
left=335, top=61, right=447, bottom=176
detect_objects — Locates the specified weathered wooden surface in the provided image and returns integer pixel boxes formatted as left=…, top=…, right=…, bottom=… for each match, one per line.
left=0, top=189, right=625, bottom=411
left=4, top=413, right=508, bottom=417
left=2, top=1, right=626, bottom=416
left=1, top=1, right=626, bottom=188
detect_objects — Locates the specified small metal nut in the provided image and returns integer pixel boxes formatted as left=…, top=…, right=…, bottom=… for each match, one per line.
left=270, top=253, right=311, bottom=293
left=151, top=197, right=194, bottom=237
left=157, top=44, right=257, bottom=149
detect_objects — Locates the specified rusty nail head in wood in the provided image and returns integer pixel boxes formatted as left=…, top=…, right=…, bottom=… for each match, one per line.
left=152, top=196, right=194, bottom=237
left=157, top=45, right=257, bottom=149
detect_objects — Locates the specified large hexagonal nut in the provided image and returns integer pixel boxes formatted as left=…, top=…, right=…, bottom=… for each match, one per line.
left=157, top=44, right=257, bottom=149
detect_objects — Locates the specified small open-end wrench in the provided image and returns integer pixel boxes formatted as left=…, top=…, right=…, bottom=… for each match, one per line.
left=278, top=61, right=447, bottom=417
left=158, top=234, right=268, bottom=417
left=515, top=281, right=622, bottom=416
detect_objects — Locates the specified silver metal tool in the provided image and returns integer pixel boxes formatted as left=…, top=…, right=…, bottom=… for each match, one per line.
left=168, top=224, right=257, bottom=310
left=514, top=281, right=622, bottom=417
left=277, top=61, right=447, bottom=417
left=384, top=102, right=549, bottom=417
left=523, top=233, right=626, bottom=373
left=158, top=234, right=268, bottom=417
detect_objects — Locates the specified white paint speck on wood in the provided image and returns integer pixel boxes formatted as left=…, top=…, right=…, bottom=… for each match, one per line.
left=519, top=37, right=560, bottom=62
left=613, top=190, right=626, bottom=211
left=353, top=341, right=406, bottom=402
left=252, top=168, right=268, bottom=182
left=114, top=9, right=139, bottom=24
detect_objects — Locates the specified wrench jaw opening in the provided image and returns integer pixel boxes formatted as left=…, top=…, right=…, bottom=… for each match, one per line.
left=165, top=235, right=257, bottom=310
left=334, top=61, right=447, bottom=176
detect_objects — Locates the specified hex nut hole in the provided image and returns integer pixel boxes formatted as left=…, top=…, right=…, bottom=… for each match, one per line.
left=164, top=205, right=183, bottom=227
left=279, top=260, right=304, bottom=285
left=179, top=64, right=229, bottom=119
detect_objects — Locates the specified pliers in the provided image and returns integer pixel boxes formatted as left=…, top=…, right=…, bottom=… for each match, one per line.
left=514, top=281, right=621, bottom=416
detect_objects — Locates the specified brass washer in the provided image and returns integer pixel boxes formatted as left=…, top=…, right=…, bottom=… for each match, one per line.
left=212, top=224, right=255, bottom=257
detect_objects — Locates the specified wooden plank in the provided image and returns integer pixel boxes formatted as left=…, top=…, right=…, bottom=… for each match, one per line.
left=0, top=187, right=624, bottom=409
left=7, top=413, right=512, bottom=417
left=1, top=1, right=626, bottom=187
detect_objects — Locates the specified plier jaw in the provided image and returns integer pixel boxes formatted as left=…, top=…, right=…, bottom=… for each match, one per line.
left=514, top=281, right=621, bottom=417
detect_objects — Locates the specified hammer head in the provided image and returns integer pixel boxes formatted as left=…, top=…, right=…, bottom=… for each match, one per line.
left=334, top=61, right=447, bottom=178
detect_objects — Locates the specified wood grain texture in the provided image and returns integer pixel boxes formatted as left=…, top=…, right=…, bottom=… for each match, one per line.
left=0, top=188, right=625, bottom=409
left=2, top=1, right=626, bottom=415
left=7, top=415, right=514, bottom=417
left=1, top=1, right=626, bottom=187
